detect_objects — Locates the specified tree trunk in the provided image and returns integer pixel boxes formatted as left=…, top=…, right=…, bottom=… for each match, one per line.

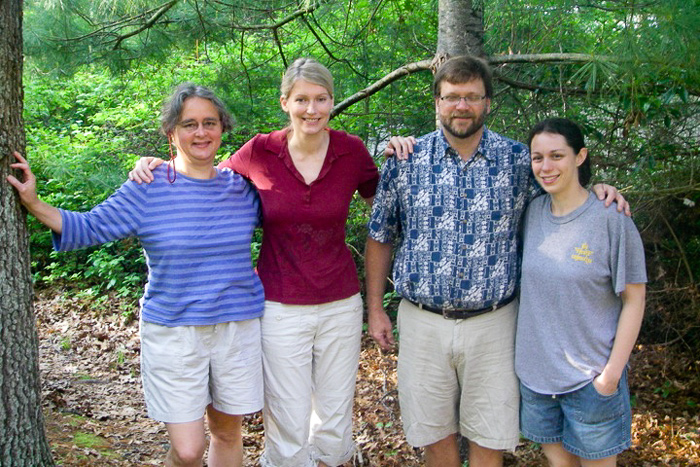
left=0, top=0, right=55, bottom=464
left=437, top=0, right=484, bottom=58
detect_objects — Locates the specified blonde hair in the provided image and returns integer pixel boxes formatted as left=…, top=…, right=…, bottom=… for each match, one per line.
left=280, top=58, right=334, bottom=98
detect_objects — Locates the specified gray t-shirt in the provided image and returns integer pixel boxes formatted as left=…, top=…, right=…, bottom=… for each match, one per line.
left=515, top=192, right=647, bottom=394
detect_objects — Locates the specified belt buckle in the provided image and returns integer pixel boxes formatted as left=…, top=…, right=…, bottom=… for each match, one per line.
left=442, top=308, right=460, bottom=319
left=442, top=302, right=499, bottom=320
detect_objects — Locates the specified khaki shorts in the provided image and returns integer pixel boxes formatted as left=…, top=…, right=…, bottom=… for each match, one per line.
left=396, top=299, right=519, bottom=450
left=140, top=318, right=263, bottom=423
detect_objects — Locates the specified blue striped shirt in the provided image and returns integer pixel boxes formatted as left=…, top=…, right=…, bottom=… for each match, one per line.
left=53, top=165, right=264, bottom=326
left=368, top=128, right=541, bottom=310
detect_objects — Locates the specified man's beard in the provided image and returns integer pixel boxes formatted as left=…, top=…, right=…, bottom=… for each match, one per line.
left=440, top=111, right=486, bottom=139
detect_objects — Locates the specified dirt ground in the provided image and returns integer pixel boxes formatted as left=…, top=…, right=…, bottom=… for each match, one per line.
left=36, top=291, right=700, bottom=466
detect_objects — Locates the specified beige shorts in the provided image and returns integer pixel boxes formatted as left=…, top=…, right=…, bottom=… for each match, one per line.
left=396, top=299, right=519, bottom=450
left=140, top=318, right=263, bottom=423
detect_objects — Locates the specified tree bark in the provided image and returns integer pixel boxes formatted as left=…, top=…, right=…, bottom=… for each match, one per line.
left=0, top=0, right=55, bottom=464
left=437, top=0, right=484, bottom=58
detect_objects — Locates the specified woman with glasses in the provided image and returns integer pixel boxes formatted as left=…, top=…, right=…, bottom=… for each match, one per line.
left=8, top=83, right=264, bottom=467
left=515, top=118, right=646, bottom=467
left=129, top=58, right=379, bottom=467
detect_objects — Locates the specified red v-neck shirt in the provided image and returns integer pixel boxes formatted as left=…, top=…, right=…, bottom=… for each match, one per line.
left=219, top=129, right=379, bottom=304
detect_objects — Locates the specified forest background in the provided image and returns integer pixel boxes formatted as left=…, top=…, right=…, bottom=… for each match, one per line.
left=4, top=0, right=700, bottom=464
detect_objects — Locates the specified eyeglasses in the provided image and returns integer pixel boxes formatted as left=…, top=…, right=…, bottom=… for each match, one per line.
left=439, top=95, right=487, bottom=106
left=177, top=119, right=221, bottom=133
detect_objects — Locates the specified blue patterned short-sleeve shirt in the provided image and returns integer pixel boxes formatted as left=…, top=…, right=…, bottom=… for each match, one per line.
left=369, top=128, right=541, bottom=310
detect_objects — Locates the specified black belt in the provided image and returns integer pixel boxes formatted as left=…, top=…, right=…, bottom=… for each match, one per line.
left=407, top=294, right=516, bottom=320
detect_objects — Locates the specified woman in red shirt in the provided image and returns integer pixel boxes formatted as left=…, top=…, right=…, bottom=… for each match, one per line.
left=131, top=58, right=379, bottom=467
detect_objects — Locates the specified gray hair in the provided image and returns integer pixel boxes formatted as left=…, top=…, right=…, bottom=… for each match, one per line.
left=160, top=83, right=233, bottom=136
left=280, top=58, right=334, bottom=99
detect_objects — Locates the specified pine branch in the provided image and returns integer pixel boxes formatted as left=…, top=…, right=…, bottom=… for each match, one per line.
left=490, top=53, right=615, bottom=64
left=332, top=52, right=628, bottom=116
left=113, top=0, right=180, bottom=49
left=55, top=2, right=178, bottom=43
left=331, top=60, right=432, bottom=117
left=494, top=71, right=590, bottom=96
left=230, top=0, right=329, bottom=31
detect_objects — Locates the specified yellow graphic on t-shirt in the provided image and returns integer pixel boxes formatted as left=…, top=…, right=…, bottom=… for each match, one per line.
left=572, top=243, right=593, bottom=264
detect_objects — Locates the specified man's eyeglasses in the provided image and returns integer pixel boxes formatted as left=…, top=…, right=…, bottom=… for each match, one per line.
left=439, top=95, right=487, bottom=106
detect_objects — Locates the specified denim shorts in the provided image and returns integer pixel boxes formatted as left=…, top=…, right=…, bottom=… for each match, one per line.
left=519, top=369, right=631, bottom=460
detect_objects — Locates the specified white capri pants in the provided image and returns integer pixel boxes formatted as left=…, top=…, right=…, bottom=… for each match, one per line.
left=259, top=293, right=363, bottom=467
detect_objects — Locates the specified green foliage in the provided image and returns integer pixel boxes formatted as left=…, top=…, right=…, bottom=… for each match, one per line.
left=18, top=0, right=700, bottom=348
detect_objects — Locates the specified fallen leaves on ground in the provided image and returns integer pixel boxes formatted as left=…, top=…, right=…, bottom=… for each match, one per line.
left=36, top=291, right=699, bottom=465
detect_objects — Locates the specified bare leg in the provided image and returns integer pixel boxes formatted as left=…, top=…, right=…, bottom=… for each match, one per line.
left=424, top=434, right=461, bottom=467
left=581, top=455, right=617, bottom=467
left=206, top=405, right=244, bottom=467
left=468, top=440, right=503, bottom=467
left=541, top=443, right=580, bottom=467
left=165, top=419, right=206, bottom=467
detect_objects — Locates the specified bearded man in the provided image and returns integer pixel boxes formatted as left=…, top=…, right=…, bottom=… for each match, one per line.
left=365, top=55, right=626, bottom=467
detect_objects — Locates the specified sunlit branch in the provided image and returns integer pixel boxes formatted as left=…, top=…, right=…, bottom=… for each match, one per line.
left=490, top=53, right=615, bottom=64
left=332, top=52, right=625, bottom=116
left=332, top=59, right=432, bottom=117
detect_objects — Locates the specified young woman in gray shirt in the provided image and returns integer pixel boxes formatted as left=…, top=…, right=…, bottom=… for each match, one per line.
left=515, top=118, right=647, bottom=467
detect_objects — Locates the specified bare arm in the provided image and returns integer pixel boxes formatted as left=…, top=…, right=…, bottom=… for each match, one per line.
left=6, top=152, right=63, bottom=233
left=593, top=283, right=646, bottom=395
left=591, top=183, right=631, bottom=216
left=365, top=237, right=396, bottom=350
left=127, top=156, right=165, bottom=184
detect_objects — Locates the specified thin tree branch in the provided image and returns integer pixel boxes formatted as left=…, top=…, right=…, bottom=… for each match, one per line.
left=231, top=0, right=328, bottom=31
left=54, top=1, right=178, bottom=43
left=331, top=59, right=432, bottom=117
left=332, top=52, right=616, bottom=116
left=113, top=0, right=180, bottom=49
left=302, top=16, right=367, bottom=79
left=309, top=0, right=385, bottom=48
left=272, top=28, right=288, bottom=69
left=625, top=182, right=700, bottom=197
left=494, top=71, right=591, bottom=96
left=490, top=53, right=615, bottom=64
left=659, top=211, right=695, bottom=285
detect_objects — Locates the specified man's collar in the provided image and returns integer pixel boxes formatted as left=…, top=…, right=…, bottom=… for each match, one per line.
left=437, top=127, right=494, bottom=162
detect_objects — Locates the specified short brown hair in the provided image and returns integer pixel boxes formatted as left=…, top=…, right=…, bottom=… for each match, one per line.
left=432, top=55, right=493, bottom=99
